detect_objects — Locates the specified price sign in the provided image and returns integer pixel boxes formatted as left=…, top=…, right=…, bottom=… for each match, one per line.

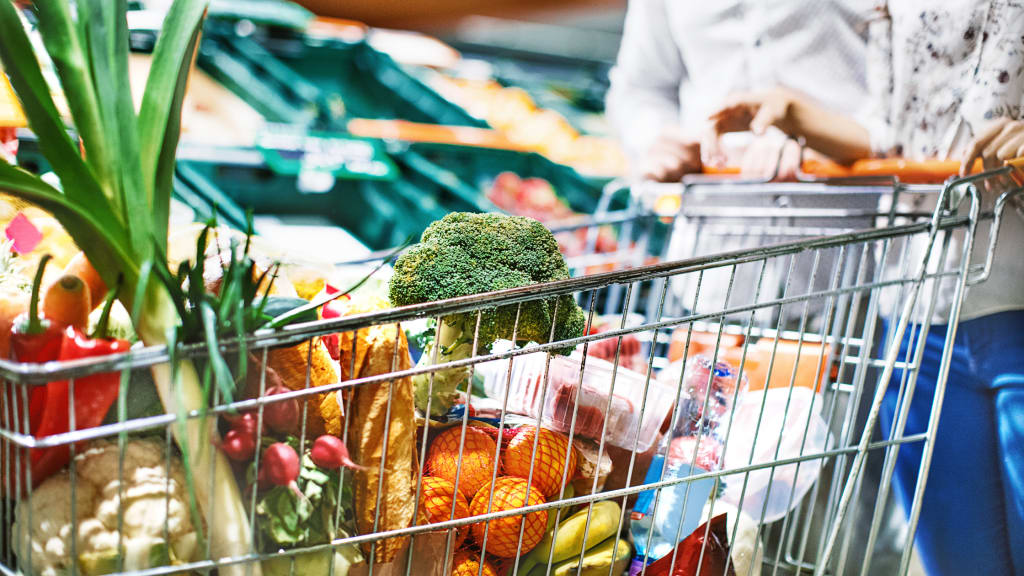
left=257, top=125, right=399, bottom=183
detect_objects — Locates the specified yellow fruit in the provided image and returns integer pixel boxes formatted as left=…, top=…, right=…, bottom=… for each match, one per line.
left=502, top=426, right=577, bottom=499
left=419, top=476, right=471, bottom=546
left=470, top=477, right=548, bottom=558
left=451, top=550, right=498, bottom=576
left=551, top=536, right=632, bottom=576
left=427, top=426, right=498, bottom=501
left=525, top=500, right=622, bottom=570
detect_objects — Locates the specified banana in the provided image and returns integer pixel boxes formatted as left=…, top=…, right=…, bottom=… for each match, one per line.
left=520, top=500, right=622, bottom=573
left=550, top=536, right=632, bottom=576
left=545, top=484, right=577, bottom=532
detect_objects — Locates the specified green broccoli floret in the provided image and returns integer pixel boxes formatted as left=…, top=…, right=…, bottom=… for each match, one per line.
left=389, top=212, right=586, bottom=417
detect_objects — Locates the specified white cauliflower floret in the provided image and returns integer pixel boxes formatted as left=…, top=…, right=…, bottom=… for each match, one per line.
left=13, top=438, right=200, bottom=576
left=12, top=471, right=98, bottom=576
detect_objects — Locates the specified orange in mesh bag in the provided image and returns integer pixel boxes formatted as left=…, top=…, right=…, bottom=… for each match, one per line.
left=500, top=425, right=577, bottom=499
left=469, top=476, right=548, bottom=558
left=426, top=426, right=498, bottom=501
left=418, top=476, right=471, bottom=546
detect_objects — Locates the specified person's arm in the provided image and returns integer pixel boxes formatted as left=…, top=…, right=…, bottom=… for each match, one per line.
left=606, top=0, right=697, bottom=180
left=707, top=88, right=872, bottom=165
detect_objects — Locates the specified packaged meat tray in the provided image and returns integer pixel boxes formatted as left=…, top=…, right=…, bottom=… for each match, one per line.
left=478, top=350, right=675, bottom=452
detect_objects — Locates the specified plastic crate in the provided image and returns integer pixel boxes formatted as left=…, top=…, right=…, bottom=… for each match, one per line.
left=199, top=25, right=485, bottom=129
left=398, top=141, right=615, bottom=214
left=174, top=141, right=496, bottom=251
left=14, top=134, right=245, bottom=229
left=440, top=42, right=612, bottom=135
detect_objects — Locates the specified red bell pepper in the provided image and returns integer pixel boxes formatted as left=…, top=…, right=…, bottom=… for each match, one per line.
left=7, top=254, right=62, bottom=431
left=27, top=326, right=130, bottom=485
left=320, top=284, right=350, bottom=361
left=3, top=277, right=131, bottom=492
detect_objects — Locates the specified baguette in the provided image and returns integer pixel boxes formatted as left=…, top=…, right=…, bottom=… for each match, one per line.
left=350, top=321, right=417, bottom=563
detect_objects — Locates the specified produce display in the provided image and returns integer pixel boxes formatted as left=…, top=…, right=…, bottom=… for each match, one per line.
left=0, top=3, right=836, bottom=576
left=485, top=172, right=623, bottom=270
left=426, top=75, right=628, bottom=177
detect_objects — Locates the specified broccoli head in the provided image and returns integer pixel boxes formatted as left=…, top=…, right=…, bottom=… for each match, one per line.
left=388, top=212, right=586, bottom=416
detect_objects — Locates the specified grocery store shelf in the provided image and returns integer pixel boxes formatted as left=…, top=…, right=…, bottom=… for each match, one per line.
left=293, top=0, right=624, bottom=31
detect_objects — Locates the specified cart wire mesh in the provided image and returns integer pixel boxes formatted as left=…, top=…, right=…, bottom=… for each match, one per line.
left=0, top=166, right=1020, bottom=576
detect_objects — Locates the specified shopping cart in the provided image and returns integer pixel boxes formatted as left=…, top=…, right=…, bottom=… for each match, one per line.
left=0, top=164, right=1018, bottom=576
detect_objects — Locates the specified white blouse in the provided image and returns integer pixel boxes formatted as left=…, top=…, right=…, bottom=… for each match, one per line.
left=866, top=0, right=1024, bottom=159
left=608, top=0, right=873, bottom=163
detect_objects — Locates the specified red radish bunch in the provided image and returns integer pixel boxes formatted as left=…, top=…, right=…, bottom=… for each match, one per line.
left=221, top=428, right=256, bottom=461
left=261, top=442, right=302, bottom=497
left=309, top=435, right=362, bottom=470
left=222, top=412, right=260, bottom=461
left=262, top=386, right=299, bottom=434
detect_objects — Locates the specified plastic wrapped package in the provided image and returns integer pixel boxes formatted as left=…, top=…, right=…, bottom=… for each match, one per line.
left=477, top=350, right=674, bottom=452
left=639, top=514, right=736, bottom=576
left=720, top=387, right=831, bottom=523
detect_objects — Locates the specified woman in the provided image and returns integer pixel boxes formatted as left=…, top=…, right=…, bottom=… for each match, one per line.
left=708, top=3, right=1024, bottom=574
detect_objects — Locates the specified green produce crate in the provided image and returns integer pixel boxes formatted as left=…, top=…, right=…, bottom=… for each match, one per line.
left=13, top=133, right=245, bottom=228
left=197, top=31, right=323, bottom=128
left=207, top=0, right=314, bottom=30
left=397, top=141, right=620, bottom=215
left=198, top=25, right=485, bottom=130
left=175, top=140, right=495, bottom=251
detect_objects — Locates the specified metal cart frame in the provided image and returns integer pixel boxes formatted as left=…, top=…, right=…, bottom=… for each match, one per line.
left=0, top=166, right=1019, bottom=576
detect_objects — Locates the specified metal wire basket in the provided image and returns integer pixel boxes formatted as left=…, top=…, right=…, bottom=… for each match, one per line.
left=0, top=166, right=1019, bottom=576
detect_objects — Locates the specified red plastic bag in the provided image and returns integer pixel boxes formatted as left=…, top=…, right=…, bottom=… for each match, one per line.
left=645, top=513, right=735, bottom=576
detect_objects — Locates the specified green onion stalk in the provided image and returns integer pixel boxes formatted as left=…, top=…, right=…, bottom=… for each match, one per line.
left=0, top=2, right=257, bottom=574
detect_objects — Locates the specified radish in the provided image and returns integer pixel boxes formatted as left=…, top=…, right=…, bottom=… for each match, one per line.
left=228, top=411, right=261, bottom=439
left=309, top=435, right=363, bottom=470
left=263, top=386, right=299, bottom=434
left=222, top=428, right=256, bottom=461
left=261, top=442, right=302, bottom=497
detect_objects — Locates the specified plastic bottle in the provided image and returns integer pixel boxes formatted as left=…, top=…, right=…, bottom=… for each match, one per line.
left=629, top=356, right=748, bottom=570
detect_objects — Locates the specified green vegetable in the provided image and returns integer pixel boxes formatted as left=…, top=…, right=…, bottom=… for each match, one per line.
left=388, top=212, right=586, bottom=417
left=256, top=453, right=359, bottom=552
left=258, top=296, right=319, bottom=326
left=261, top=548, right=362, bottom=576
left=101, top=370, right=164, bottom=424
left=0, top=2, right=257, bottom=574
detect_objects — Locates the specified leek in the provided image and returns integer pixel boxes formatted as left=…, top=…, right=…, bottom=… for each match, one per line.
left=0, top=2, right=259, bottom=575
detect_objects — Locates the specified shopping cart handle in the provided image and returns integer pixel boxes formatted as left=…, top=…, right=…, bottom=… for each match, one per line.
left=705, top=158, right=995, bottom=184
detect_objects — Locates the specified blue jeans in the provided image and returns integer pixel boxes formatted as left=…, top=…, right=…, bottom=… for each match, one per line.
left=881, top=310, right=1024, bottom=576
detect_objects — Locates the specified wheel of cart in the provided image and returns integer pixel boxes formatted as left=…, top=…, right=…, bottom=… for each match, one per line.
left=0, top=164, right=1018, bottom=576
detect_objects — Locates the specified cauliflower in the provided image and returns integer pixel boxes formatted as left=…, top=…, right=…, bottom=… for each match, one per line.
left=12, top=438, right=200, bottom=576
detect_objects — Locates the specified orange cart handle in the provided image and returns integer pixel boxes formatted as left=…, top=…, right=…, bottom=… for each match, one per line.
left=705, top=158, right=991, bottom=184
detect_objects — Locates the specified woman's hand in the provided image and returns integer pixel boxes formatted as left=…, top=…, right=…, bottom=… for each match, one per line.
left=736, top=135, right=803, bottom=181
left=961, top=118, right=1024, bottom=175
left=640, top=129, right=702, bottom=182
left=708, top=89, right=797, bottom=138
left=707, top=88, right=871, bottom=165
